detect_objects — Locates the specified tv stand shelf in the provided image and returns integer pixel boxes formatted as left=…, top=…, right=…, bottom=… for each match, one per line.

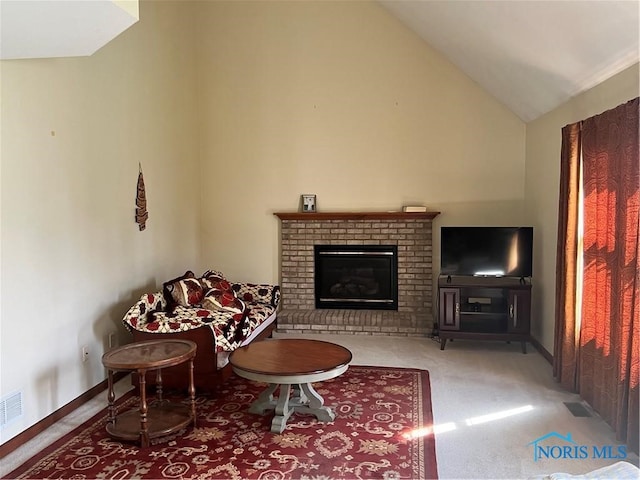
left=438, top=276, right=531, bottom=353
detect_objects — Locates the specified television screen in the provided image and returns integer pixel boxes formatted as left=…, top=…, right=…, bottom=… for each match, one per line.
left=441, top=227, right=533, bottom=277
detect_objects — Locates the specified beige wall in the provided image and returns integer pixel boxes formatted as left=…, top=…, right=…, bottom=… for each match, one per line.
left=525, top=63, right=639, bottom=353
left=3, top=0, right=631, bottom=446
left=0, top=1, right=199, bottom=443
left=196, top=1, right=526, bottom=285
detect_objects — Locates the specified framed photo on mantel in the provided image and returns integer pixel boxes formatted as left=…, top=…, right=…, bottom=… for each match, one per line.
left=301, top=194, right=316, bottom=213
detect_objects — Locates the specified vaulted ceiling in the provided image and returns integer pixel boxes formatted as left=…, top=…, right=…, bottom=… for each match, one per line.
left=1, top=1, right=638, bottom=122
left=0, top=1, right=138, bottom=60
left=379, top=0, right=640, bottom=122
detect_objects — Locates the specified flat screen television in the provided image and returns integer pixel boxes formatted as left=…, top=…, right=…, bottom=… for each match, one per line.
left=441, top=226, right=533, bottom=277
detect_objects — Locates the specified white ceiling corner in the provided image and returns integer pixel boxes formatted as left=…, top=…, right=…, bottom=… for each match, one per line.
left=378, top=0, right=640, bottom=122
left=0, top=0, right=139, bottom=60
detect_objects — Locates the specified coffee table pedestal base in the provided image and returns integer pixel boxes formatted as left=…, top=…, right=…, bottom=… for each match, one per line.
left=249, top=383, right=335, bottom=433
left=230, top=339, right=352, bottom=434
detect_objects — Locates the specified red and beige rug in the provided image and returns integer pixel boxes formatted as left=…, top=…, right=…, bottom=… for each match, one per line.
left=7, top=366, right=438, bottom=479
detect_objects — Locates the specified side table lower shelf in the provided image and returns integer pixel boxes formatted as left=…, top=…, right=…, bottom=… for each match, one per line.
left=106, top=402, right=194, bottom=445
left=101, top=339, right=198, bottom=448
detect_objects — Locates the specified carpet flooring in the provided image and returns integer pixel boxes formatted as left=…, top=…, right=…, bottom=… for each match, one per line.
left=6, top=366, right=437, bottom=479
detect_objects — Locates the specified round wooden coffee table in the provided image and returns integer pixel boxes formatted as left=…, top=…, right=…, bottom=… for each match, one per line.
left=229, top=339, right=352, bottom=433
left=101, top=339, right=197, bottom=447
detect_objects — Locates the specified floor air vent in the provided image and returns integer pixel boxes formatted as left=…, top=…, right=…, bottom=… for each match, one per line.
left=0, top=391, right=23, bottom=428
left=563, top=401, right=592, bottom=417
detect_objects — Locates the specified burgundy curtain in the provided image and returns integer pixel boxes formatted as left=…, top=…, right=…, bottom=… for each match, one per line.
left=580, top=97, right=639, bottom=453
left=553, top=122, right=582, bottom=391
left=554, top=97, right=639, bottom=453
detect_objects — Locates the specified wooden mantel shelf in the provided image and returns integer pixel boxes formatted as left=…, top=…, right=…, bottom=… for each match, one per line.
left=274, top=211, right=440, bottom=220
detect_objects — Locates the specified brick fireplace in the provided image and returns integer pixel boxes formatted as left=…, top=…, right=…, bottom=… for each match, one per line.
left=274, top=211, right=439, bottom=336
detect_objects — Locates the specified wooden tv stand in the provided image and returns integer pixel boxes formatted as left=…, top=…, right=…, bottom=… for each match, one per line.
left=438, top=275, right=531, bottom=353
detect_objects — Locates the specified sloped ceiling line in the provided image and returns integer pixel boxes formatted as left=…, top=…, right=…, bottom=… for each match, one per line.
left=378, top=0, right=640, bottom=122
left=1, top=0, right=637, bottom=122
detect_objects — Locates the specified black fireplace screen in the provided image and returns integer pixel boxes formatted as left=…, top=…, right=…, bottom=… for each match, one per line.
left=314, top=245, right=398, bottom=310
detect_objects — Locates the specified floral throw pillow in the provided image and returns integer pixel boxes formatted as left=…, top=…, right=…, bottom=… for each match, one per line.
left=202, top=288, right=246, bottom=314
left=170, top=278, right=205, bottom=307
left=163, top=271, right=201, bottom=310
left=202, top=269, right=225, bottom=280
left=200, top=273, right=232, bottom=292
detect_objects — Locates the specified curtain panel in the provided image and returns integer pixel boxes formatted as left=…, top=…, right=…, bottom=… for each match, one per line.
left=554, top=97, right=639, bottom=453
left=580, top=97, right=639, bottom=453
left=553, top=122, right=582, bottom=391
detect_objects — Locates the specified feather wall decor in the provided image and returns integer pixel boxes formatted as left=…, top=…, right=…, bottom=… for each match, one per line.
left=135, top=163, right=148, bottom=231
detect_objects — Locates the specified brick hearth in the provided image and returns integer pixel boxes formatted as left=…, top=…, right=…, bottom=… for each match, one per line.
left=274, top=211, right=439, bottom=336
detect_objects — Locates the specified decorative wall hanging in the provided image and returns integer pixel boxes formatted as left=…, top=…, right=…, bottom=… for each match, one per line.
left=135, top=163, right=148, bottom=231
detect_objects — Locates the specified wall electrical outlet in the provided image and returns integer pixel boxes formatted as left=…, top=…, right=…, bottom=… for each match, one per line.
left=82, top=346, right=89, bottom=362
left=108, top=332, right=117, bottom=349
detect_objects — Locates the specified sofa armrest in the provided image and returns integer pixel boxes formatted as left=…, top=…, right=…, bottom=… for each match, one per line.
left=231, top=282, right=280, bottom=307
left=122, top=291, right=166, bottom=331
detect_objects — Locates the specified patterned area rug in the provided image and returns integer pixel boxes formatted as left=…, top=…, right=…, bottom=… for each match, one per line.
left=7, top=366, right=437, bottom=479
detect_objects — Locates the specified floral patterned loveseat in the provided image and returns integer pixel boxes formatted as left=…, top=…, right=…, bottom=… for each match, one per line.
left=122, top=269, right=280, bottom=392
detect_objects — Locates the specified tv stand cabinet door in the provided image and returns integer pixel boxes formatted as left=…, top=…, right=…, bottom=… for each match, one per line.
left=507, top=289, right=531, bottom=334
left=439, top=288, right=460, bottom=330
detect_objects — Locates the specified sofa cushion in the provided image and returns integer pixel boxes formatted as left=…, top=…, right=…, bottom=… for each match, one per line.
left=171, top=277, right=205, bottom=307
left=163, top=270, right=196, bottom=311
left=232, top=283, right=281, bottom=307
left=122, top=292, right=278, bottom=352
left=201, top=275, right=233, bottom=292
left=202, top=288, right=246, bottom=314
left=202, top=269, right=226, bottom=280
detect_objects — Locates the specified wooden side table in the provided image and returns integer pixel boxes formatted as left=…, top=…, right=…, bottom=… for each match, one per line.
left=101, top=339, right=197, bottom=447
left=229, top=339, right=352, bottom=433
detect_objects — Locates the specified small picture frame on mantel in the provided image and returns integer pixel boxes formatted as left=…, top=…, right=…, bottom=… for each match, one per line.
left=301, top=194, right=316, bottom=213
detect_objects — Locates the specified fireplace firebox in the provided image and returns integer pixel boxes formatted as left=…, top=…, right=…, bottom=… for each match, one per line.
left=314, top=245, right=398, bottom=310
